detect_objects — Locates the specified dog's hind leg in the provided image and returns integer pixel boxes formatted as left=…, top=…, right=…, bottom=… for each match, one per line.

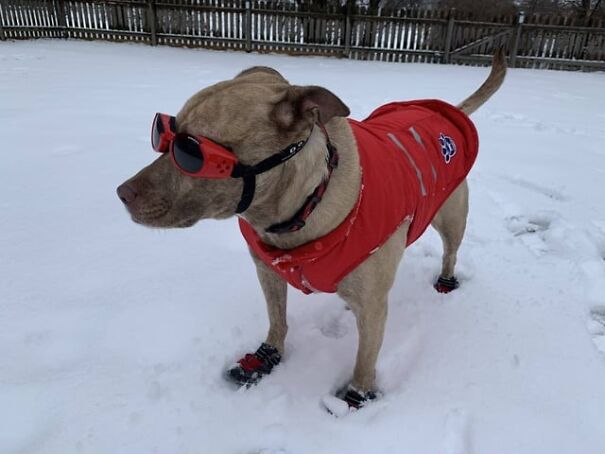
left=431, top=179, right=469, bottom=293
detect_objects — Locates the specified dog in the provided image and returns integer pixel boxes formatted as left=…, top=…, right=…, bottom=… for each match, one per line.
left=117, top=49, right=506, bottom=409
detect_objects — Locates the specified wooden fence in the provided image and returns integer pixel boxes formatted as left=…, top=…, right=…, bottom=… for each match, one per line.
left=1, top=0, right=604, bottom=71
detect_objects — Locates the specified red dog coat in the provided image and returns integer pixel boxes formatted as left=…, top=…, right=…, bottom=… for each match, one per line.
left=239, top=100, right=479, bottom=294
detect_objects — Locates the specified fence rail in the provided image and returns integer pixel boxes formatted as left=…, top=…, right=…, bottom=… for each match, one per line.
left=1, top=0, right=604, bottom=71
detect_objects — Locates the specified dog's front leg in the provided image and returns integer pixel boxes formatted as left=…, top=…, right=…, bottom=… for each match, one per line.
left=252, top=254, right=288, bottom=353
left=226, top=253, right=287, bottom=387
left=336, top=223, right=409, bottom=407
left=348, top=295, right=388, bottom=392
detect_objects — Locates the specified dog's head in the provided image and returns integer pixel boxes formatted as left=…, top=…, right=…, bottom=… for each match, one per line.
left=116, top=66, right=349, bottom=228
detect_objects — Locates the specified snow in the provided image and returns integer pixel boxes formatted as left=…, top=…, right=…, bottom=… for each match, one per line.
left=1, top=40, right=605, bottom=454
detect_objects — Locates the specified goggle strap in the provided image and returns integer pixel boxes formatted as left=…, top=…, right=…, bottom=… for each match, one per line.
left=249, top=139, right=307, bottom=175
left=236, top=172, right=256, bottom=214
left=232, top=137, right=308, bottom=214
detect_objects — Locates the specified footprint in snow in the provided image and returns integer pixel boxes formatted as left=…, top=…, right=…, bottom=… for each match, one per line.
left=590, top=220, right=605, bottom=261
left=487, top=112, right=599, bottom=138
left=505, top=214, right=552, bottom=256
left=506, top=214, right=551, bottom=236
left=443, top=408, right=472, bottom=454
left=588, top=307, right=605, bottom=356
left=497, top=174, right=568, bottom=202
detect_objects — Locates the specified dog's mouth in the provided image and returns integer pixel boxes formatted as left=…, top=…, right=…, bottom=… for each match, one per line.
left=129, top=205, right=198, bottom=229
left=127, top=198, right=174, bottom=228
left=172, top=217, right=198, bottom=228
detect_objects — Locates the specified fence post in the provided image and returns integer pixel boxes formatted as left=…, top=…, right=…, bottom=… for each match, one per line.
left=509, top=11, right=524, bottom=68
left=147, top=0, right=157, bottom=46
left=443, top=8, right=455, bottom=64
left=245, top=1, right=252, bottom=52
left=0, top=2, right=6, bottom=41
left=55, top=0, right=68, bottom=38
left=343, top=0, right=353, bottom=58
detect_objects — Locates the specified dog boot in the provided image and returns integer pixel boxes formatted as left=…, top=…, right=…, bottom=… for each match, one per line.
left=434, top=276, right=459, bottom=293
left=336, top=384, right=378, bottom=410
left=226, top=343, right=281, bottom=387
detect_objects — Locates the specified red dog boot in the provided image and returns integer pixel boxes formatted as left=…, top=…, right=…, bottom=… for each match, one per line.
left=434, top=276, right=460, bottom=293
left=226, top=343, right=281, bottom=387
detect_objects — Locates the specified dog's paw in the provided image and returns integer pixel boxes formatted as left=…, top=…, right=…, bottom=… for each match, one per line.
left=322, top=385, right=380, bottom=416
left=338, top=386, right=378, bottom=409
left=225, top=343, right=281, bottom=387
left=434, top=276, right=460, bottom=293
left=333, top=384, right=380, bottom=412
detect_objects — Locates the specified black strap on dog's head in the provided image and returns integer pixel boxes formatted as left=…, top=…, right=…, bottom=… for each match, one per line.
left=231, top=137, right=309, bottom=214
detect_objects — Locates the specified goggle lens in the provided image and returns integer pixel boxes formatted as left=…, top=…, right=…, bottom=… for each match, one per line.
left=173, top=135, right=205, bottom=173
left=151, top=113, right=236, bottom=179
left=152, top=114, right=164, bottom=151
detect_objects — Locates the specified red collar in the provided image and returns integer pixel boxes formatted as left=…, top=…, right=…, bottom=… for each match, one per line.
left=265, top=124, right=338, bottom=234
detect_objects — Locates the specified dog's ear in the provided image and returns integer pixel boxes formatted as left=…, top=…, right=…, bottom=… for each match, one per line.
left=272, top=86, right=350, bottom=130
left=236, top=66, right=286, bottom=81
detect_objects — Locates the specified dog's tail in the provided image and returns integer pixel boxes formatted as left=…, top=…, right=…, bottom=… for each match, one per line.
left=457, top=47, right=507, bottom=116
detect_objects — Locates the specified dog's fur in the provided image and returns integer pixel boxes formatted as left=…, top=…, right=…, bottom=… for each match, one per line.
left=117, top=51, right=506, bottom=395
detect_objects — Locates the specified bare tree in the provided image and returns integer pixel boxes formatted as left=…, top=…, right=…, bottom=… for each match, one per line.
left=436, top=0, right=518, bottom=18
left=378, top=0, right=431, bottom=8
left=517, top=0, right=604, bottom=19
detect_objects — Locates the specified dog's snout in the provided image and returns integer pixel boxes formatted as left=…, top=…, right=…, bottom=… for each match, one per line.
left=117, top=183, right=137, bottom=205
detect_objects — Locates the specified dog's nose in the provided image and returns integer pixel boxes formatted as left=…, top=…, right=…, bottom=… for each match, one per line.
left=117, top=183, right=137, bottom=205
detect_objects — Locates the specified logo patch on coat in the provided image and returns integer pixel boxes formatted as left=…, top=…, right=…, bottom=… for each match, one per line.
left=439, top=133, right=457, bottom=163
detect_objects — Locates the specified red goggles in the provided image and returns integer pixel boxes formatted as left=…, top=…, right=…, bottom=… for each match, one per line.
left=151, top=112, right=312, bottom=214
left=151, top=113, right=237, bottom=179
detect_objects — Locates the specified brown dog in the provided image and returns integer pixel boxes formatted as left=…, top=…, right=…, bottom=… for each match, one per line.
left=117, top=50, right=506, bottom=408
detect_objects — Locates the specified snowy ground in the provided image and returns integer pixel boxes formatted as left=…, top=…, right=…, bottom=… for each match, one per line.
left=1, top=40, right=605, bottom=454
